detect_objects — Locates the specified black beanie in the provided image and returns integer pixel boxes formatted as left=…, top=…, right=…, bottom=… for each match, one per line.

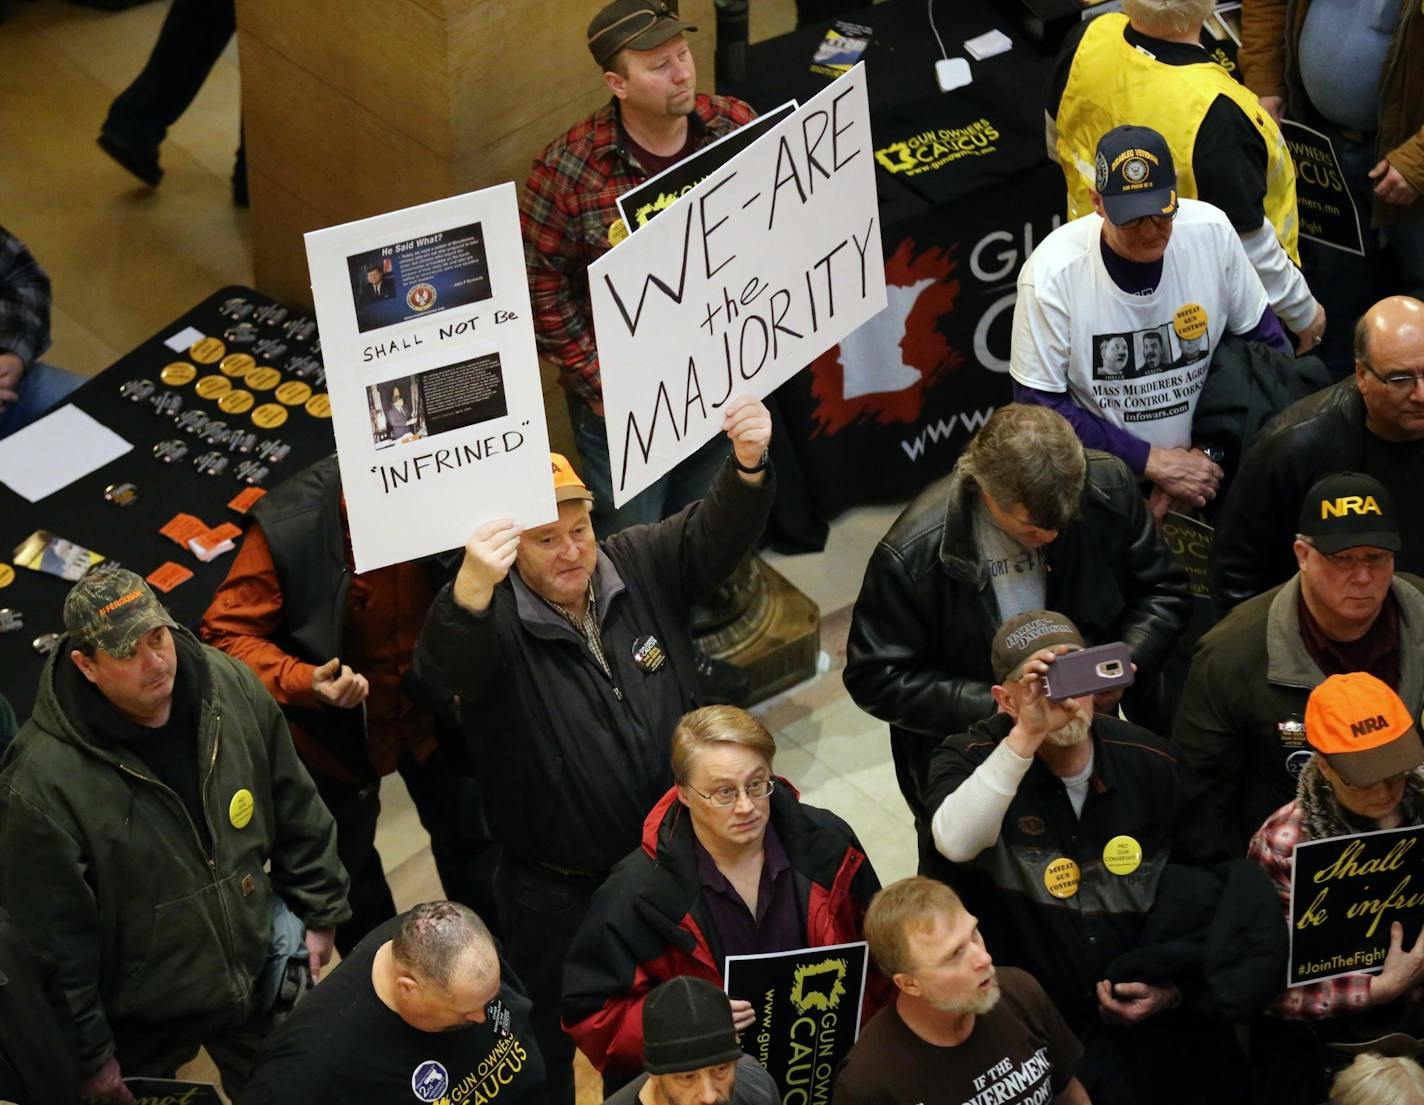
left=643, top=977, right=744, bottom=1075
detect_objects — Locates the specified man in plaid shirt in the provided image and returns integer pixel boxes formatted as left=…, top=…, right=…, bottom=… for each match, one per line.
left=0, top=226, right=81, bottom=439
left=520, top=0, right=755, bottom=533
left=1249, top=672, right=1424, bottom=1099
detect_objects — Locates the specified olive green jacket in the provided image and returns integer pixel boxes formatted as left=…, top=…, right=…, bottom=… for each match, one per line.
left=0, top=628, right=349, bottom=1073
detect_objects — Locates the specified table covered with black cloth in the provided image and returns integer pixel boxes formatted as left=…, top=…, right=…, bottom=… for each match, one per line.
left=720, top=0, right=1066, bottom=550
left=0, top=287, right=333, bottom=721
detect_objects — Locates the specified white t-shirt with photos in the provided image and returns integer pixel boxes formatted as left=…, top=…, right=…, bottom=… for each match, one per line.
left=1010, top=197, right=1268, bottom=450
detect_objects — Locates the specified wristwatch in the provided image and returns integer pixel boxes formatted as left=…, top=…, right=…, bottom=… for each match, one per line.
left=733, top=449, right=769, bottom=474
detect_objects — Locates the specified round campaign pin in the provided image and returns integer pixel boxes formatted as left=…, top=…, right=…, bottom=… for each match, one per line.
left=1172, top=302, right=1209, bottom=342
left=120, top=378, right=155, bottom=403
left=254, top=303, right=289, bottom=328
left=32, top=632, right=62, bottom=656
left=251, top=403, right=288, bottom=429
left=195, top=374, right=233, bottom=401
left=305, top=393, right=332, bottom=419
left=153, top=438, right=189, bottom=464
left=608, top=217, right=629, bottom=246
left=160, top=361, right=197, bottom=387
left=219, top=296, right=254, bottom=320
left=0, top=563, right=14, bottom=588
left=194, top=450, right=229, bottom=477
left=220, top=352, right=256, bottom=378
left=219, top=389, right=255, bottom=415
left=229, top=788, right=255, bottom=829
left=245, top=366, right=281, bottom=391
left=257, top=438, right=290, bottom=464
left=253, top=338, right=288, bottom=361
left=104, top=482, right=139, bottom=507
left=150, top=390, right=184, bottom=418
left=1102, top=835, right=1143, bottom=877
left=224, top=321, right=259, bottom=346
left=283, top=317, right=317, bottom=343
left=1044, top=857, right=1081, bottom=899
left=189, top=336, right=226, bottom=364
left=236, top=459, right=270, bottom=485
left=274, top=380, right=312, bottom=406
left=228, top=430, right=257, bottom=455
left=176, top=409, right=211, bottom=437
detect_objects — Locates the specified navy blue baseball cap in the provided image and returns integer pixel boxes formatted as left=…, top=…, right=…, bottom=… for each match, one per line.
left=1093, top=126, right=1179, bottom=225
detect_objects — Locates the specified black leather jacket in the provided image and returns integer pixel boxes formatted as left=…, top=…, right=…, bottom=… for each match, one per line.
left=843, top=452, right=1190, bottom=821
left=1209, top=379, right=1365, bottom=612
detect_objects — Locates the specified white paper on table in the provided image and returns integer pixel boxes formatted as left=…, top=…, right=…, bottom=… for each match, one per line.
left=164, top=325, right=205, bottom=352
left=0, top=405, right=133, bottom=502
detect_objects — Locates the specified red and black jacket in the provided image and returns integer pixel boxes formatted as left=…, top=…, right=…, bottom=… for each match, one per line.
left=561, top=780, right=887, bottom=1076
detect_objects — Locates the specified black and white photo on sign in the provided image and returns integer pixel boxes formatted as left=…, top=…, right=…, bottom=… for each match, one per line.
left=364, top=353, right=510, bottom=451
left=1135, top=325, right=1174, bottom=375
left=1092, top=332, right=1134, bottom=379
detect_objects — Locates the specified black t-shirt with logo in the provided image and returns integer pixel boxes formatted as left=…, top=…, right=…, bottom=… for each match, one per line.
left=1363, top=432, right=1424, bottom=578
left=832, top=968, right=1081, bottom=1105
left=239, top=916, right=543, bottom=1105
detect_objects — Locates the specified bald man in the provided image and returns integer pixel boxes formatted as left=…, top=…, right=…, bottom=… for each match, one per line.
left=1211, top=296, right=1424, bottom=609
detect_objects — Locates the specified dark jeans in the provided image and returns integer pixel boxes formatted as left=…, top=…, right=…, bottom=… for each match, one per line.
left=113, top=1006, right=266, bottom=1098
left=1299, top=124, right=1424, bottom=376
left=495, top=855, right=601, bottom=1105
left=102, top=0, right=235, bottom=149
left=566, top=395, right=730, bottom=536
left=315, top=743, right=500, bottom=955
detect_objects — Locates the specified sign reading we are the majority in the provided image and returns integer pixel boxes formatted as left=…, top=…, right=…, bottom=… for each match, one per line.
left=725, top=941, right=869, bottom=1105
left=1288, top=824, right=1424, bottom=986
left=304, top=184, right=555, bottom=573
left=590, top=63, right=886, bottom=507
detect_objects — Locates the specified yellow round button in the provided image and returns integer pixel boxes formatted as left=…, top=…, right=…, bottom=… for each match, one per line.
left=1044, top=857, right=1081, bottom=899
left=275, top=380, right=312, bottom=406
left=305, top=393, right=332, bottom=418
left=1173, top=302, right=1209, bottom=342
left=160, top=361, right=197, bottom=387
left=252, top=402, right=288, bottom=429
left=220, top=352, right=256, bottom=378
left=219, top=389, right=255, bottom=415
left=195, top=375, right=233, bottom=400
left=246, top=366, right=281, bottom=391
left=608, top=217, right=629, bottom=246
left=1103, top=835, right=1143, bottom=877
left=229, top=788, right=254, bottom=830
left=189, top=337, right=226, bottom=364
left=0, top=563, right=13, bottom=588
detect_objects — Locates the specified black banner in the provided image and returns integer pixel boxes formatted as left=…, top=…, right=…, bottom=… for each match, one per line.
left=617, top=102, right=796, bottom=232
left=1281, top=121, right=1366, bottom=257
left=1161, top=512, right=1213, bottom=598
left=724, top=941, right=869, bottom=1104
left=123, top=1079, right=223, bottom=1105
left=1288, top=825, right=1424, bottom=986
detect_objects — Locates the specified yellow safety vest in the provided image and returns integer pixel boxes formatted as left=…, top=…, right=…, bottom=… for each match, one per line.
left=1056, top=13, right=1299, bottom=262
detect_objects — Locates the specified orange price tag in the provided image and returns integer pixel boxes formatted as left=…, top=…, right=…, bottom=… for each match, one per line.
left=228, top=486, right=268, bottom=514
left=160, top=513, right=210, bottom=548
left=146, top=562, right=195, bottom=593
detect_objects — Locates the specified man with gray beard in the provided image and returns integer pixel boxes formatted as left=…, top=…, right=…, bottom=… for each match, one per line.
left=921, top=612, right=1241, bottom=1105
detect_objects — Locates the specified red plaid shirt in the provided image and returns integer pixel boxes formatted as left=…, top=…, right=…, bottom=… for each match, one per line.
left=1249, top=800, right=1378, bottom=1019
left=519, top=94, right=755, bottom=407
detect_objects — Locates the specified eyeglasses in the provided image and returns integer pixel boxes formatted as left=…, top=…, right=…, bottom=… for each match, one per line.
left=1359, top=359, right=1424, bottom=395
left=686, top=778, right=775, bottom=807
left=1303, top=541, right=1395, bottom=573
left=1115, top=210, right=1177, bottom=231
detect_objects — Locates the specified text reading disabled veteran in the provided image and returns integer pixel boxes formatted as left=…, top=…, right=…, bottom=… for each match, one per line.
left=590, top=63, right=886, bottom=507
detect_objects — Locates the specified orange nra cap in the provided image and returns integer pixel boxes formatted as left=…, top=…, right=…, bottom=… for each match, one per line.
left=551, top=453, right=594, bottom=505
left=1306, top=672, right=1424, bottom=788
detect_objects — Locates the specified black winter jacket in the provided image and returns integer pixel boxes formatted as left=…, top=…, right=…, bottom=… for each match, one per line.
left=843, top=452, right=1190, bottom=820
left=1209, top=379, right=1369, bottom=611
left=0, top=907, right=80, bottom=1105
left=414, top=459, right=772, bottom=874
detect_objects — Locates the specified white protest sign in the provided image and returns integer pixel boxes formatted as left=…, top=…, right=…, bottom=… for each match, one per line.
left=305, top=183, right=555, bottom=573
left=590, top=63, right=885, bottom=506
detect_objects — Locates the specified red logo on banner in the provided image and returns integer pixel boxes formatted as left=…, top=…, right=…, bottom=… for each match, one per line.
left=807, top=238, right=962, bottom=438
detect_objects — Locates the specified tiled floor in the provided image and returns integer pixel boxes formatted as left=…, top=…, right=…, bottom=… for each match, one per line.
left=3, top=0, right=911, bottom=1095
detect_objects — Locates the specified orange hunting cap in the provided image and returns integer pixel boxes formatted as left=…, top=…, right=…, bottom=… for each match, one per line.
left=551, top=453, right=595, bottom=504
left=1306, top=672, right=1424, bottom=788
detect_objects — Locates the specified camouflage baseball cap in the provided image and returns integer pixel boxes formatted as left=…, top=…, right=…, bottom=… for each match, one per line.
left=63, top=567, right=178, bottom=658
